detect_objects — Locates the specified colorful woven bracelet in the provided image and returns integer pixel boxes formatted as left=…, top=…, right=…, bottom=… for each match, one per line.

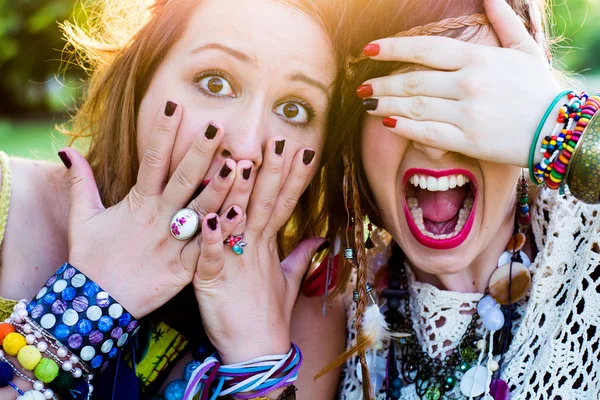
left=548, top=95, right=600, bottom=190
left=169, top=344, right=302, bottom=400
left=25, top=263, right=139, bottom=374
left=532, top=91, right=585, bottom=185
left=529, top=89, right=572, bottom=184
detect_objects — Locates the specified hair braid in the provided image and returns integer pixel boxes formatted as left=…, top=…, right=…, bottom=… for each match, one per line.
left=344, top=154, right=374, bottom=399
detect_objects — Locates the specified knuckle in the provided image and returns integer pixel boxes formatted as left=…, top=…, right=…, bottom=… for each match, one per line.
left=266, top=161, right=284, bottom=175
left=259, top=196, right=277, bottom=212
left=403, top=74, right=420, bottom=95
left=409, top=96, right=427, bottom=118
left=189, top=138, right=211, bottom=159
left=172, top=167, right=195, bottom=189
left=128, top=188, right=145, bottom=208
left=143, top=147, right=167, bottom=169
left=189, top=200, right=210, bottom=219
left=280, top=196, right=299, bottom=213
left=167, top=260, right=190, bottom=284
left=411, top=39, right=432, bottom=63
left=423, top=122, right=439, bottom=146
left=68, top=173, right=84, bottom=188
left=201, top=252, right=224, bottom=266
left=155, top=116, right=174, bottom=134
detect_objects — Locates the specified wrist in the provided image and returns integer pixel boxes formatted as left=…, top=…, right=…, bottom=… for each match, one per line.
left=218, top=333, right=291, bottom=364
left=532, top=91, right=571, bottom=166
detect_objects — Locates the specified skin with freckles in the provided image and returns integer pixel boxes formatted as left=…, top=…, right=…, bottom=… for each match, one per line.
left=361, top=26, right=521, bottom=293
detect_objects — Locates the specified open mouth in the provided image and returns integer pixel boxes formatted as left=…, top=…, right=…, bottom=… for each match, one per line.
left=402, top=168, right=477, bottom=250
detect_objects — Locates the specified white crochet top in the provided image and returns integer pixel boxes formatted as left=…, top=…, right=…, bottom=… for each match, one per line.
left=339, top=189, right=600, bottom=399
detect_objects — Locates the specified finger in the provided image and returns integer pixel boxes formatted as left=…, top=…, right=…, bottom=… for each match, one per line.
left=484, top=0, right=541, bottom=55
left=245, top=138, right=286, bottom=235
left=220, top=206, right=244, bottom=238
left=382, top=116, right=465, bottom=153
left=364, top=96, right=463, bottom=126
left=220, top=160, right=254, bottom=235
left=365, top=36, right=477, bottom=70
left=265, top=148, right=317, bottom=236
left=281, top=237, right=328, bottom=294
left=135, top=100, right=181, bottom=198
left=187, top=159, right=237, bottom=223
left=58, top=148, right=104, bottom=222
left=162, top=122, right=223, bottom=207
left=195, top=214, right=225, bottom=281
left=360, top=70, right=462, bottom=100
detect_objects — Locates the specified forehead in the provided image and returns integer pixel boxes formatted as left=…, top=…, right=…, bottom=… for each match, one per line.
left=175, top=0, right=335, bottom=82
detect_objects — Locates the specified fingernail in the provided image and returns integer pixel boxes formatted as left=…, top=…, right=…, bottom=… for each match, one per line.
left=316, top=240, right=330, bottom=253
left=383, top=117, right=397, bottom=128
left=363, top=44, right=380, bottom=57
left=242, top=167, right=252, bottom=180
left=303, top=149, right=316, bottom=165
left=220, top=163, right=232, bottom=178
left=363, top=98, right=378, bottom=111
left=165, top=101, right=177, bottom=117
left=356, top=84, right=373, bottom=99
left=208, top=216, right=218, bottom=231
left=205, top=123, right=218, bottom=139
left=58, top=151, right=72, bottom=169
left=275, top=140, right=286, bottom=156
left=226, top=208, right=239, bottom=220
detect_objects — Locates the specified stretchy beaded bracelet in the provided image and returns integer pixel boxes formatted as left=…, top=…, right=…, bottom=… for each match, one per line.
left=26, top=263, right=139, bottom=374
left=532, top=92, right=585, bottom=185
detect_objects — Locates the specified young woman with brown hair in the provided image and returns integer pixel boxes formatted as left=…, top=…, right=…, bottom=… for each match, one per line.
left=323, top=0, right=600, bottom=398
left=0, top=0, right=347, bottom=398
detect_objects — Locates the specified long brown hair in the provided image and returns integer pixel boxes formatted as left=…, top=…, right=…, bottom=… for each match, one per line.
left=321, top=3, right=555, bottom=395
left=58, top=0, right=345, bottom=362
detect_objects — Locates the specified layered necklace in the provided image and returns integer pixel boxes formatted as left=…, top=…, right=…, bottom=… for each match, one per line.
left=382, top=176, right=533, bottom=400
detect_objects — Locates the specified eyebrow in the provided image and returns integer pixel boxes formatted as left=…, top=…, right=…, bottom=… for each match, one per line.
left=288, top=72, right=330, bottom=99
left=190, top=43, right=256, bottom=66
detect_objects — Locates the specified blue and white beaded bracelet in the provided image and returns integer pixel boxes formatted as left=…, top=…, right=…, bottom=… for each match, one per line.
left=25, top=263, right=140, bottom=373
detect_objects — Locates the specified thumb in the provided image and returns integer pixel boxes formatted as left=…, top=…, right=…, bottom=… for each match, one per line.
left=484, top=0, right=541, bottom=55
left=281, top=237, right=329, bottom=290
left=58, top=148, right=104, bottom=223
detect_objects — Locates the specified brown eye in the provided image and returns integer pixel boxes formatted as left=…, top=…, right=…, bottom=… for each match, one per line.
left=207, top=77, right=224, bottom=93
left=198, top=74, right=235, bottom=97
left=283, top=103, right=299, bottom=118
left=274, top=101, right=309, bottom=124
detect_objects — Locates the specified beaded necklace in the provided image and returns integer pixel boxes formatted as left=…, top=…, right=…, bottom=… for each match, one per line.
left=383, top=178, right=532, bottom=400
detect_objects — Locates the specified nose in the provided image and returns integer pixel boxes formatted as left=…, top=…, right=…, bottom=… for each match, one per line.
left=217, top=106, right=265, bottom=167
left=412, top=141, right=449, bottom=161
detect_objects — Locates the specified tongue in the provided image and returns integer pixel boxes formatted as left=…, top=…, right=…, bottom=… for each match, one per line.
left=415, top=186, right=468, bottom=222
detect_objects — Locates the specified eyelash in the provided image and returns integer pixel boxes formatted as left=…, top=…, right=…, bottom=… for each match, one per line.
left=276, top=97, right=316, bottom=128
left=193, top=70, right=317, bottom=128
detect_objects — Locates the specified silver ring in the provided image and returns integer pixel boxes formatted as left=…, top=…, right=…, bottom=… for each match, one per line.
left=224, top=234, right=247, bottom=255
left=170, top=208, right=200, bottom=241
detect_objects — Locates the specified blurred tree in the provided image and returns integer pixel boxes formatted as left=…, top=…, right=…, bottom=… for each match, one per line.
left=0, top=0, right=83, bottom=115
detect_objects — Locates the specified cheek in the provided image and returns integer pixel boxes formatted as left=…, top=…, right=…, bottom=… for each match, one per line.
left=361, top=116, right=407, bottom=211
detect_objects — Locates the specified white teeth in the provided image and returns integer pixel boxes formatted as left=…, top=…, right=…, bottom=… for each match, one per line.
left=426, top=176, right=438, bottom=191
left=437, top=176, right=449, bottom=191
left=409, top=174, right=472, bottom=192
left=449, top=176, right=457, bottom=189
left=405, top=195, right=475, bottom=240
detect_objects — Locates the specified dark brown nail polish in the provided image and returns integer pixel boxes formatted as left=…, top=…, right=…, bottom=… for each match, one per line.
left=226, top=208, right=239, bottom=220
left=205, top=123, right=218, bottom=139
left=58, top=151, right=72, bottom=169
left=165, top=101, right=177, bottom=117
left=316, top=240, right=330, bottom=253
left=208, top=217, right=218, bottom=231
left=275, top=140, right=286, bottom=156
left=220, top=163, right=232, bottom=178
left=363, top=98, right=378, bottom=111
left=242, top=167, right=252, bottom=180
left=303, top=150, right=316, bottom=165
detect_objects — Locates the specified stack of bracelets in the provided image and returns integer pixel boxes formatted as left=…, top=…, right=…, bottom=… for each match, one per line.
left=0, top=262, right=300, bottom=400
left=530, top=90, right=600, bottom=202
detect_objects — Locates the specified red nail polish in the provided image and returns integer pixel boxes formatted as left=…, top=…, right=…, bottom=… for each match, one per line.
left=363, top=44, right=380, bottom=57
left=383, top=117, right=397, bottom=128
left=356, top=84, right=373, bottom=99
